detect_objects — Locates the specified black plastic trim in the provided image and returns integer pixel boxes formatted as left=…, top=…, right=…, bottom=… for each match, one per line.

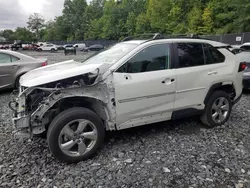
left=233, top=93, right=242, bottom=105
left=171, top=108, right=203, bottom=120
left=204, top=83, right=222, bottom=104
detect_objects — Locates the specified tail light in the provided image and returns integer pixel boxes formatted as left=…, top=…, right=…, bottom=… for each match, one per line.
left=42, top=61, right=48, bottom=66
left=238, top=62, right=247, bottom=72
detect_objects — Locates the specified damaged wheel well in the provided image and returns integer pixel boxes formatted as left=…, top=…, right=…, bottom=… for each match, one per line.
left=44, top=96, right=108, bottom=128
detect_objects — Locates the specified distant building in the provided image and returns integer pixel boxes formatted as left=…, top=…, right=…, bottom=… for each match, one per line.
left=0, top=36, right=6, bottom=42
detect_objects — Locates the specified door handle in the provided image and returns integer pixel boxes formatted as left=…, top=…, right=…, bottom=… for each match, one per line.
left=162, top=78, right=175, bottom=84
left=207, top=71, right=217, bottom=75
left=12, top=65, right=19, bottom=69
left=124, top=74, right=132, bottom=80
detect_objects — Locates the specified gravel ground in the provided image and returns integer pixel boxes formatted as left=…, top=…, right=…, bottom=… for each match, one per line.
left=0, top=51, right=250, bottom=187
left=0, top=91, right=250, bottom=188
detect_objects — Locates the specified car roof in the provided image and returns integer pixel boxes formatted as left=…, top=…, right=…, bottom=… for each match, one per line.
left=121, top=38, right=227, bottom=47
left=0, top=49, right=35, bottom=60
left=241, top=42, right=250, bottom=46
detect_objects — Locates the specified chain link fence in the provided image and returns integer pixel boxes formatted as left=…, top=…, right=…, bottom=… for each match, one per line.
left=2, top=32, right=250, bottom=46
left=200, top=32, right=250, bottom=45
left=48, top=40, right=118, bottom=47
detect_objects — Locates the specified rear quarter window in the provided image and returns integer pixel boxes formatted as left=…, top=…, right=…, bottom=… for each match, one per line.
left=204, top=44, right=225, bottom=64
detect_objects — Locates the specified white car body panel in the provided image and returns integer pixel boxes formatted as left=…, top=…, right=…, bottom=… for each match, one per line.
left=20, top=60, right=100, bottom=87
left=39, top=44, right=57, bottom=51
left=74, top=43, right=86, bottom=49
left=113, top=69, right=176, bottom=128
left=174, top=48, right=239, bottom=110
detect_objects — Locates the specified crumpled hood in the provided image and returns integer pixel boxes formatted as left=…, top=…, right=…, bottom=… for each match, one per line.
left=20, top=60, right=101, bottom=87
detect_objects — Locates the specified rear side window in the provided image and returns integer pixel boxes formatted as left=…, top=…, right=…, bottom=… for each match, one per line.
left=177, top=43, right=205, bottom=68
left=11, top=55, right=20, bottom=62
left=204, top=44, right=225, bottom=64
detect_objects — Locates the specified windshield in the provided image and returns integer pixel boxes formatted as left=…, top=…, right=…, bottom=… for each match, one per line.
left=83, top=43, right=138, bottom=65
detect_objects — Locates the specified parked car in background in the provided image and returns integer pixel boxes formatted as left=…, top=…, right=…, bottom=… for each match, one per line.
left=240, top=43, right=250, bottom=51
left=0, top=50, right=47, bottom=89
left=37, top=42, right=54, bottom=47
left=11, top=40, right=22, bottom=51
left=22, top=44, right=39, bottom=51
left=0, top=44, right=10, bottom=49
left=73, top=43, right=86, bottom=49
left=81, top=44, right=104, bottom=52
left=56, top=45, right=65, bottom=50
left=37, top=44, right=58, bottom=52
left=64, top=44, right=76, bottom=55
left=230, top=45, right=245, bottom=54
left=236, top=51, right=250, bottom=90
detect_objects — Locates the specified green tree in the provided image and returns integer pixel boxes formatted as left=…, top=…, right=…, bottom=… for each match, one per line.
left=187, top=6, right=203, bottom=34
left=201, top=3, right=214, bottom=34
left=0, top=30, right=15, bottom=41
left=27, top=13, right=45, bottom=39
left=13, top=27, right=36, bottom=42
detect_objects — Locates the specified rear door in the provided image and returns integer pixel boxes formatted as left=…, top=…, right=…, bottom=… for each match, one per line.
left=174, top=42, right=226, bottom=110
left=113, top=43, right=176, bottom=129
left=0, top=53, right=20, bottom=88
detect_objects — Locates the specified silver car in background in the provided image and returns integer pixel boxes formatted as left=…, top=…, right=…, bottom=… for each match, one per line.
left=0, top=50, right=48, bottom=90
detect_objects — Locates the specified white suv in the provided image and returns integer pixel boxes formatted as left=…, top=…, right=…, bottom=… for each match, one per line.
left=37, top=44, right=57, bottom=52
left=10, top=34, right=244, bottom=163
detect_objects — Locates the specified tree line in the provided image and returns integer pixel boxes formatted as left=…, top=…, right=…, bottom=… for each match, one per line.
left=1, top=0, right=250, bottom=42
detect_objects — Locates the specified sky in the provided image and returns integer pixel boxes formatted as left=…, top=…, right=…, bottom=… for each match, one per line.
left=0, top=0, right=89, bottom=30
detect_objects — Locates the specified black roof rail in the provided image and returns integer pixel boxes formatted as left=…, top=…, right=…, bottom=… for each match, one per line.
left=120, top=33, right=220, bottom=42
left=121, top=33, right=164, bottom=42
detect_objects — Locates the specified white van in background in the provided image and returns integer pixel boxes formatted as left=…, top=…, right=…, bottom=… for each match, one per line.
left=73, top=43, right=86, bottom=49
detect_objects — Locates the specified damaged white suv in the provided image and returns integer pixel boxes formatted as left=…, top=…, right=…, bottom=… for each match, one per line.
left=10, top=34, right=244, bottom=163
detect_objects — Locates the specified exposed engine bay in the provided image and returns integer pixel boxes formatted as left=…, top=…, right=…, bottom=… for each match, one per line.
left=10, top=69, right=116, bottom=137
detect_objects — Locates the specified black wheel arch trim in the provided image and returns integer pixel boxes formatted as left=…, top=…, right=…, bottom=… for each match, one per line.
left=204, top=82, right=236, bottom=104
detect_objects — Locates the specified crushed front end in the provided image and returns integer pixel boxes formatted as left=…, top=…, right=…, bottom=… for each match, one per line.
left=9, top=86, right=56, bottom=138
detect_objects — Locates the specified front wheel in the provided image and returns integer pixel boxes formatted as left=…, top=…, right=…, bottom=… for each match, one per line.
left=47, top=107, right=105, bottom=163
left=201, top=90, right=232, bottom=127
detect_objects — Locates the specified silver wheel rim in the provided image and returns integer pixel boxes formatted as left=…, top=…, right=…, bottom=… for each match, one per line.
left=211, top=97, right=230, bottom=123
left=58, top=119, right=97, bottom=157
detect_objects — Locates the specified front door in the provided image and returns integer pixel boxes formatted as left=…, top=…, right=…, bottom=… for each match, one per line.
left=113, top=43, right=176, bottom=129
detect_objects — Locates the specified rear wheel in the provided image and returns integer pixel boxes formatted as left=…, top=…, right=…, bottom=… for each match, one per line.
left=47, top=107, right=105, bottom=163
left=51, top=48, right=55, bottom=52
left=201, top=90, right=232, bottom=127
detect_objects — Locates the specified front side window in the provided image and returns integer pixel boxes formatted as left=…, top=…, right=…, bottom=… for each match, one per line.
left=177, top=43, right=205, bottom=68
left=117, top=44, right=170, bottom=73
left=0, top=53, right=11, bottom=63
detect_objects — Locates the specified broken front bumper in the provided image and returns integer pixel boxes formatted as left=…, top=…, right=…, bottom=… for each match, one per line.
left=9, top=97, right=32, bottom=138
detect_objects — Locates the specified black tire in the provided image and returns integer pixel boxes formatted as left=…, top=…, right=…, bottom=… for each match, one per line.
left=47, top=107, right=105, bottom=163
left=51, top=48, right=55, bottom=52
left=38, top=48, right=42, bottom=52
left=201, top=90, right=232, bottom=127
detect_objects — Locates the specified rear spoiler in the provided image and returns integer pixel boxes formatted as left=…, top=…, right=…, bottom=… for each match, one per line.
left=214, top=45, right=232, bottom=49
left=215, top=45, right=235, bottom=54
